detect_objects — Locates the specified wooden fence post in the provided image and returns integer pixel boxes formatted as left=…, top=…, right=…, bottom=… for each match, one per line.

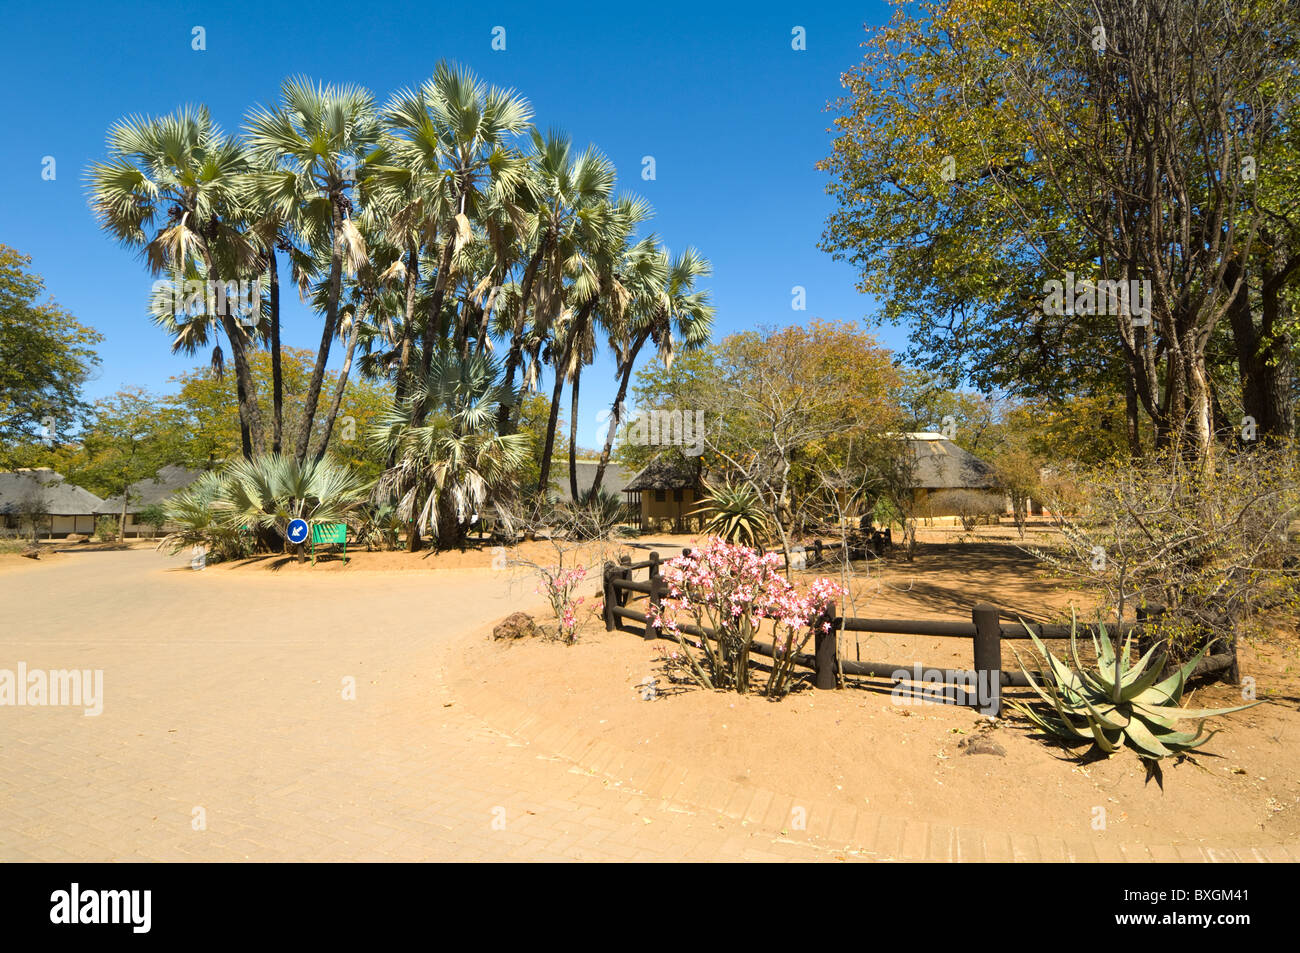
left=602, top=562, right=617, bottom=631
left=971, top=603, right=1002, bottom=716
left=814, top=601, right=839, bottom=690
left=618, top=554, right=632, bottom=611
left=646, top=551, right=663, bottom=641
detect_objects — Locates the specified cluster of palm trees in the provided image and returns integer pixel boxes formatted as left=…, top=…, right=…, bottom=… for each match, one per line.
left=88, top=62, right=715, bottom=550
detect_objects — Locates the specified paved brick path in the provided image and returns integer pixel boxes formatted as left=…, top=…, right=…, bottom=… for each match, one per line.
left=1, top=550, right=1295, bottom=862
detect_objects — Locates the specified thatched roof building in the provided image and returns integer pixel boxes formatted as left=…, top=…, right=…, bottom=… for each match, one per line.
left=94, top=464, right=204, bottom=516
left=0, top=469, right=104, bottom=537
left=904, top=433, right=997, bottom=489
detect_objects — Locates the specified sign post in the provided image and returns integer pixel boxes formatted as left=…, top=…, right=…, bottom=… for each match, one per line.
left=311, top=522, right=348, bottom=565
left=286, top=518, right=309, bottom=546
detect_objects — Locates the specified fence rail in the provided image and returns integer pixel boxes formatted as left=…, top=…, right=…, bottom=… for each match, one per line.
left=602, top=549, right=1161, bottom=716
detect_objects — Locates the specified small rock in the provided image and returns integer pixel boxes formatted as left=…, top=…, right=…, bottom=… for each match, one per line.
left=493, top=611, right=540, bottom=640
left=959, top=737, right=1007, bottom=757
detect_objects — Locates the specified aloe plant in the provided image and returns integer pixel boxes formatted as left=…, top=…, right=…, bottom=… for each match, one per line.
left=1009, top=613, right=1260, bottom=762
left=692, top=480, right=771, bottom=546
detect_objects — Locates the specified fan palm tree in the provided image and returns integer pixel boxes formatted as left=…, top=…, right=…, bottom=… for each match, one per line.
left=161, top=456, right=371, bottom=560
left=365, top=123, right=446, bottom=406
left=384, top=62, right=533, bottom=425
left=87, top=105, right=266, bottom=456
left=242, top=152, right=316, bottom=454
left=244, top=77, right=381, bottom=464
left=499, top=131, right=614, bottom=439
left=372, top=351, right=528, bottom=551
left=563, top=196, right=654, bottom=500
left=158, top=470, right=252, bottom=561
left=215, top=453, right=372, bottom=559
left=307, top=215, right=404, bottom=462
left=590, top=246, right=715, bottom=494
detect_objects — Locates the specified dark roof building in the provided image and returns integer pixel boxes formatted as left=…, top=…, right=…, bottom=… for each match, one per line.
left=623, top=455, right=705, bottom=493
left=904, top=433, right=998, bottom=489
left=0, top=469, right=104, bottom=516
left=94, top=464, right=205, bottom=515
left=548, top=460, right=635, bottom=503
left=0, top=469, right=104, bottom=537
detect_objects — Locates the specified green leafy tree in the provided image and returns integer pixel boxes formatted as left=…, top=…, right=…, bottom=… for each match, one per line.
left=0, top=246, right=102, bottom=465
left=79, top=388, right=188, bottom=541
left=821, top=0, right=1300, bottom=459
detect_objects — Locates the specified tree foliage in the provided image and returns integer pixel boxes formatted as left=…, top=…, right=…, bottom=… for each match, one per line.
left=0, top=246, right=102, bottom=465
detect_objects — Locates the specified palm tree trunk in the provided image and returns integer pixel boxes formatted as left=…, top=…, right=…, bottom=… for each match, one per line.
left=313, top=302, right=367, bottom=462
left=387, top=243, right=421, bottom=471
left=454, top=292, right=473, bottom=361
left=236, top=372, right=253, bottom=460
left=473, top=283, right=500, bottom=359
left=537, top=350, right=567, bottom=495
left=269, top=246, right=283, bottom=454
left=497, top=339, right=526, bottom=435
left=294, top=200, right=345, bottom=463
left=220, top=313, right=266, bottom=458
left=412, top=231, right=456, bottom=427
left=590, top=331, right=647, bottom=495
left=568, top=368, right=582, bottom=502
left=395, top=241, right=419, bottom=405
left=497, top=240, right=548, bottom=435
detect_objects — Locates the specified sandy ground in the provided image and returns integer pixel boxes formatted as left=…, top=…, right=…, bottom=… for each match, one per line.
left=4, top=536, right=1297, bottom=859
left=455, top=535, right=1300, bottom=849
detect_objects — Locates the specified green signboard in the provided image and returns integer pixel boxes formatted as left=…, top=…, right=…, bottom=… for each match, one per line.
left=310, top=522, right=348, bottom=564
left=312, top=523, right=347, bottom=544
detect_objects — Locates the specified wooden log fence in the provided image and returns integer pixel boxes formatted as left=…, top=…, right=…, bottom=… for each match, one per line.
left=602, top=549, right=1167, bottom=716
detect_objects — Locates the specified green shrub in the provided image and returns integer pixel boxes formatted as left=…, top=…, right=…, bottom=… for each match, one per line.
left=561, top=488, right=627, bottom=540
left=137, top=503, right=168, bottom=536
left=158, top=455, right=371, bottom=562
left=1036, top=441, right=1300, bottom=662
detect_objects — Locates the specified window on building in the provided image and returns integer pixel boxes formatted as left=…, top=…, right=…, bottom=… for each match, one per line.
left=654, top=489, right=666, bottom=503
left=672, top=489, right=683, bottom=503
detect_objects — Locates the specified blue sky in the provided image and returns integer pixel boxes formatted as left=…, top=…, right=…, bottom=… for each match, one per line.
left=0, top=0, right=902, bottom=441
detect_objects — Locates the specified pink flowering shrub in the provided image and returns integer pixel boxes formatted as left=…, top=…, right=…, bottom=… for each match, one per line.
left=647, top=537, right=844, bottom=697
left=536, top=565, right=587, bottom=643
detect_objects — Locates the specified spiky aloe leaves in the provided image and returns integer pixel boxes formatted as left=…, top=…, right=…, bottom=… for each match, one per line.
left=1009, top=611, right=1260, bottom=763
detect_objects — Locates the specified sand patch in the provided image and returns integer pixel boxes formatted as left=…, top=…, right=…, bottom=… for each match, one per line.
left=451, top=542, right=1300, bottom=849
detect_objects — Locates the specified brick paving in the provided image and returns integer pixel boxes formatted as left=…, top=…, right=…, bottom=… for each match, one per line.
left=1, top=550, right=1295, bottom=862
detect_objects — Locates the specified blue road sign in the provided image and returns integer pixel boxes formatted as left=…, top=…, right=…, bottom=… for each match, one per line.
left=286, top=518, right=309, bottom=545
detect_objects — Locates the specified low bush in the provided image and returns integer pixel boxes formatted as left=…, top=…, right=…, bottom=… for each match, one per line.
left=1036, top=441, right=1300, bottom=664
left=93, top=516, right=119, bottom=542
left=648, top=537, right=844, bottom=698
left=158, top=455, right=371, bottom=563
